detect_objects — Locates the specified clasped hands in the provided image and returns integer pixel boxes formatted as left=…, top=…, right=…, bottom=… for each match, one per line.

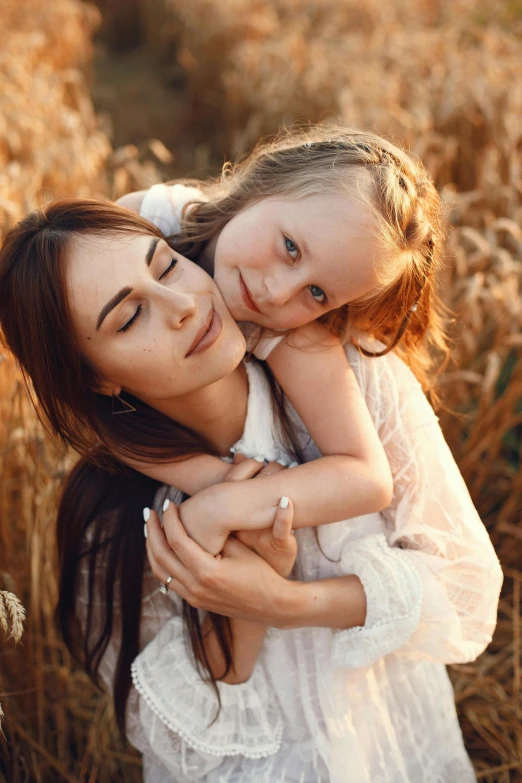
left=144, top=454, right=298, bottom=627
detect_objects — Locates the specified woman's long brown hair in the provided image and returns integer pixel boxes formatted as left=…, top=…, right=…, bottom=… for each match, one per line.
left=0, top=198, right=301, bottom=733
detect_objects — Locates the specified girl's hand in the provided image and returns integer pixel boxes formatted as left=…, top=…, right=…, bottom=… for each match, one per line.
left=145, top=502, right=295, bottom=626
left=177, top=455, right=288, bottom=555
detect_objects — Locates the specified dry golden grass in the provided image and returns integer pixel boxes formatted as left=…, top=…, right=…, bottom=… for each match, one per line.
left=1, top=0, right=521, bottom=780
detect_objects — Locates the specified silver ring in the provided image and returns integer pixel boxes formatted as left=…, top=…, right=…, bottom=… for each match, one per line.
left=160, top=575, right=173, bottom=595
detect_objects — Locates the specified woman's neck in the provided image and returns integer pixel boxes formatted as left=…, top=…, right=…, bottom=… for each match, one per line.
left=139, top=363, right=248, bottom=456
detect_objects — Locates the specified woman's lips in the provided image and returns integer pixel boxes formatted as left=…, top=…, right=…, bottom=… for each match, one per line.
left=186, top=309, right=222, bottom=356
left=239, top=273, right=261, bottom=313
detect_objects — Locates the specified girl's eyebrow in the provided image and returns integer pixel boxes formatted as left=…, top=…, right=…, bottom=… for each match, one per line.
left=96, top=238, right=160, bottom=330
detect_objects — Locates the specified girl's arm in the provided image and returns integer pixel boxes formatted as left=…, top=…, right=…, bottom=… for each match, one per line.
left=266, top=320, right=393, bottom=504
left=130, top=452, right=232, bottom=496
left=177, top=322, right=393, bottom=554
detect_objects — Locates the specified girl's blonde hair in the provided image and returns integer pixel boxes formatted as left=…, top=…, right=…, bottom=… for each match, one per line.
left=172, top=125, right=449, bottom=401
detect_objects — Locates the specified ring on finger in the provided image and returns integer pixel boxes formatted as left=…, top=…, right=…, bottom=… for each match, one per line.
left=159, top=575, right=173, bottom=595
left=260, top=469, right=273, bottom=475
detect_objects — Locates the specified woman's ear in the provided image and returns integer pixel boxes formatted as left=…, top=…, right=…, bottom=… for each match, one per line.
left=91, top=379, right=122, bottom=398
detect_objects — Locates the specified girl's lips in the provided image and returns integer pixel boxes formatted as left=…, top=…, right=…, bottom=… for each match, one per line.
left=239, top=273, right=261, bottom=313
left=187, top=309, right=222, bottom=356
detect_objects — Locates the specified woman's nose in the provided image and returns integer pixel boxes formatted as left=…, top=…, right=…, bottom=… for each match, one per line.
left=163, top=288, right=197, bottom=328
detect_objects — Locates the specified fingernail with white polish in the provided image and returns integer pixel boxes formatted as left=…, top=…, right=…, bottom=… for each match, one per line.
left=276, top=459, right=287, bottom=466
left=143, top=523, right=148, bottom=539
left=163, top=498, right=170, bottom=512
left=143, top=507, right=150, bottom=522
left=254, top=455, right=265, bottom=463
left=279, top=496, right=289, bottom=509
left=289, top=461, right=299, bottom=469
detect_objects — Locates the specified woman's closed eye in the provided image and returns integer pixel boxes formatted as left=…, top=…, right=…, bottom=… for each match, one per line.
left=159, top=256, right=178, bottom=280
left=118, top=257, right=178, bottom=333
left=284, top=236, right=299, bottom=262
left=118, top=304, right=142, bottom=333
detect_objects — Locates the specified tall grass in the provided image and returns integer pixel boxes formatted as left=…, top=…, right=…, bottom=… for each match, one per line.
left=1, top=0, right=521, bottom=780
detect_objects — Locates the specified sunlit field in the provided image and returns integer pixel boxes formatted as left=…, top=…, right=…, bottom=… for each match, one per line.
left=1, top=0, right=521, bottom=780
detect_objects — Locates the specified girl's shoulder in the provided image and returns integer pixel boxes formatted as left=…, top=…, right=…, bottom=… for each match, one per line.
left=139, top=182, right=206, bottom=237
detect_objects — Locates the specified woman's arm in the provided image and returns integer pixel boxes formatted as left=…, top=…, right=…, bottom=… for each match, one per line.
left=147, top=475, right=297, bottom=684
left=325, top=346, right=504, bottom=668
left=146, top=500, right=365, bottom=631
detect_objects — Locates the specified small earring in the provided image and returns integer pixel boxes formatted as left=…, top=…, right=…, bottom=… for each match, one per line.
left=111, top=393, right=136, bottom=415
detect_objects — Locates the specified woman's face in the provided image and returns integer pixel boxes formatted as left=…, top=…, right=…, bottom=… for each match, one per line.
left=213, top=192, right=381, bottom=331
left=66, top=232, right=246, bottom=402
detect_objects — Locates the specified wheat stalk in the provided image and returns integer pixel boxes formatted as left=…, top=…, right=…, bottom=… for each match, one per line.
left=0, top=590, right=25, bottom=642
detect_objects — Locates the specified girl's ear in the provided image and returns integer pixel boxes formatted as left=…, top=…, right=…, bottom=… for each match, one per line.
left=91, top=379, right=122, bottom=398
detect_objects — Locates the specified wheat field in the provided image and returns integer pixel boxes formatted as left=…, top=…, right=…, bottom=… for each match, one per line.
left=1, top=0, right=521, bottom=780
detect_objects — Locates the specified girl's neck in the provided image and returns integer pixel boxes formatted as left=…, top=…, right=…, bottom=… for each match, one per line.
left=140, top=363, right=248, bottom=456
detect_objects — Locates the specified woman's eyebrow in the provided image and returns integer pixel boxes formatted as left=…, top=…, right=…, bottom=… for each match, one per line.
left=96, top=238, right=160, bottom=330
left=146, top=237, right=160, bottom=267
left=96, top=286, right=132, bottom=331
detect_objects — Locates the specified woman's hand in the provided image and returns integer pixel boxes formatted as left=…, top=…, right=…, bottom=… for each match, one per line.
left=145, top=501, right=296, bottom=626
left=231, top=455, right=297, bottom=577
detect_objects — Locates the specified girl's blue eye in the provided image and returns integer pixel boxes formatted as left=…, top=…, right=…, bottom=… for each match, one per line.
left=285, top=236, right=299, bottom=261
left=159, top=257, right=178, bottom=280
left=309, top=285, right=326, bottom=304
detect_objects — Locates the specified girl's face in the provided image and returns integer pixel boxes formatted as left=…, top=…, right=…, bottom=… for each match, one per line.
left=213, top=192, right=381, bottom=331
left=65, top=233, right=246, bottom=402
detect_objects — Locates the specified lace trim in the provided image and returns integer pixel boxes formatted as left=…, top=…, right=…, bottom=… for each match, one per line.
left=332, top=536, right=424, bottom=668
left=130, top=662, right=283, bottom=759
left=331, top=597, right=423, bottom=670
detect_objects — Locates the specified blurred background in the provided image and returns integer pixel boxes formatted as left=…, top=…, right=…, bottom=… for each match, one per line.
left=0, top=0, right=521, bottom=780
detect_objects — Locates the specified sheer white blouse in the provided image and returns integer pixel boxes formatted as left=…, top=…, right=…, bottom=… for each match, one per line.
left=92, top=185, right=502, bottom=782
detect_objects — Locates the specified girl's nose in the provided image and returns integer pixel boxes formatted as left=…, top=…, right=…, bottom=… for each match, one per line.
left=263, top=273, right=299, bottom=307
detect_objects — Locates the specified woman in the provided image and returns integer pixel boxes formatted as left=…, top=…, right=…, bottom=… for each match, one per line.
left=0, top=198, right=502, bottom=782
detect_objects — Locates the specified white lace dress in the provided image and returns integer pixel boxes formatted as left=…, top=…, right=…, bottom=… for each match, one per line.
left=90, top=351, right=501, bottom=783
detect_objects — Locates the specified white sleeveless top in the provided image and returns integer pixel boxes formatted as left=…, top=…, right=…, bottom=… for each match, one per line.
left=89, top=184, right=502, bottom=782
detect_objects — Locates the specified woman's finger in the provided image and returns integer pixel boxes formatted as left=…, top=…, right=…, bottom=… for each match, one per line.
left=271, top=498, right=294, bottom=546
left=160, top=501, right=221, bottom=579
left=221, top=534, right=260, bottom=559
left=146, top=541, right=188, bottom=597
left=145, top=507, right=191, bottom=583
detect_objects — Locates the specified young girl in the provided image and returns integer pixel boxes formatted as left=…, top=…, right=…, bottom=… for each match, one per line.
left=118, top=126, right=443, bottom=554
